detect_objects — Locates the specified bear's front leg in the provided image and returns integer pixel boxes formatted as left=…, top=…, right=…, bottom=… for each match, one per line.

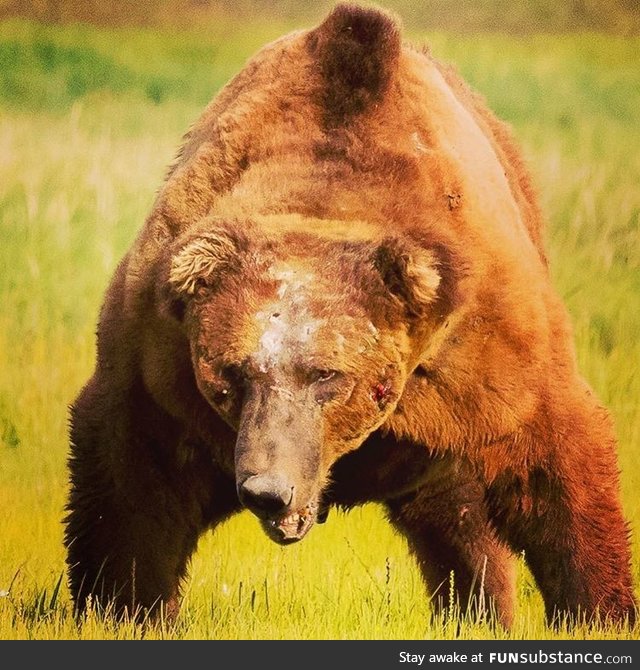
left=65, top=377, right=239, bottom=619
left=386, top=460, right=516, bottom=629
left=487, top=395, right=637, bottom=626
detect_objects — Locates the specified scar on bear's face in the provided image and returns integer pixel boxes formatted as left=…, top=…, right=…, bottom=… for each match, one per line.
left=253, top=266, right=326, bottom=374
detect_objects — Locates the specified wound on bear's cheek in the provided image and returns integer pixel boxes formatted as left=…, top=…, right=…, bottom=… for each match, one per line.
left=372, top=381, right=391, bottom=408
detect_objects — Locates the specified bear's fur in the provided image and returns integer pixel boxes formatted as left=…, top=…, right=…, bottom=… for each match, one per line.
left=65, top=4, right=636, bottom=628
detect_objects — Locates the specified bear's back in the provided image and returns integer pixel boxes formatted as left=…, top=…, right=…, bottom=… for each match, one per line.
left=127, top=4, right=548, bottom=299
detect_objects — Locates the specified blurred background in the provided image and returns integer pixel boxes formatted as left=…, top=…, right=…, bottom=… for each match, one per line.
left=2, top=0, right=639, bottom=34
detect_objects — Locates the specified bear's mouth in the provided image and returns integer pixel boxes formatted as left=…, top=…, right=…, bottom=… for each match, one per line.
left=259, top=499, right=328, bottom=545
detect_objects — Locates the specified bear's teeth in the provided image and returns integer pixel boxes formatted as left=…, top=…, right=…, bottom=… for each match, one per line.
left=279, top=513, right=300, bottom=526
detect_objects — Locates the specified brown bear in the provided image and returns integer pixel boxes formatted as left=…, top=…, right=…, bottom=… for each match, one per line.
left=65, top=4, right=636, bottom=629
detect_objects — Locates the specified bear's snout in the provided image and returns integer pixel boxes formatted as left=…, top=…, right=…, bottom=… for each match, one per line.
left=238, top=474, right=294, bottom=517
left=237, top=471, right=319, bottom=545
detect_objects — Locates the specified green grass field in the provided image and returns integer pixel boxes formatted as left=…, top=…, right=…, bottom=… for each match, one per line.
left=0, top=14, right=639, bottom=639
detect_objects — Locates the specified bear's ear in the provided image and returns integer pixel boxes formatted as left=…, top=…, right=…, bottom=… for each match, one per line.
left=160, top=229, right=241, bottom=322
left=373, top=238, right=441, bottom=317
left=169, top=230, right=238, bottom=297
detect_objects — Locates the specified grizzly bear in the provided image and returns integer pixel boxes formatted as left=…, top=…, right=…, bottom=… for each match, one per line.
left=65, top=4, right=636, bottom=628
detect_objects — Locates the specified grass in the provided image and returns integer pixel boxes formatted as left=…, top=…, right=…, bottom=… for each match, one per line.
left=0, top=15, right=639, bottom=639
left=8, top=0, right=640, bottom=34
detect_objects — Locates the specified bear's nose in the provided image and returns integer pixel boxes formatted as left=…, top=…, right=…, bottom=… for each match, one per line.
left=238, top=475, right=294, bottom=516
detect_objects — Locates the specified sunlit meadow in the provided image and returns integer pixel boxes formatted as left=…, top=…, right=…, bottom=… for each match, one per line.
left=0, top=14, right=638, bottom=639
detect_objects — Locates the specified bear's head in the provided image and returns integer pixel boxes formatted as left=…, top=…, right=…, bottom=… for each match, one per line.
left=161, top=217, right=453, bottom=544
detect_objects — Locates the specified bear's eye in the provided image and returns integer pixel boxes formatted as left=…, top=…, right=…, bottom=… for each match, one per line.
left=311, top=369, right=347, bottom=405
left=311, top=369, right=337, bottom=384
left=210, top=364, right=243, bottom=405
left=211, top=384, right=233, bottom=405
